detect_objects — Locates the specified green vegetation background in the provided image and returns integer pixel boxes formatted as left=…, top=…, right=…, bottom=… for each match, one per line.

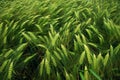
left=0, top=0, right=120, bottom=80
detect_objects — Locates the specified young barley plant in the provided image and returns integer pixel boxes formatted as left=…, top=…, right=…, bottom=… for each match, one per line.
left=0, top=0, right=120, bottom=80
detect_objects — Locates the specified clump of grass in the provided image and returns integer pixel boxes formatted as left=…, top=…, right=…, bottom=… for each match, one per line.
left=0, top=0, right=120, bottom=80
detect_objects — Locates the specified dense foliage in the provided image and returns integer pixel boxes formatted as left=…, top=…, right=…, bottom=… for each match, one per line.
left=0, top=0, right=120, bottom=80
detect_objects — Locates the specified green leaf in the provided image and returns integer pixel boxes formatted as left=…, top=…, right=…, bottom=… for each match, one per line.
left=50, top=24, right=54, bottom=36
left=65, top=69, right=70, bottom=80
left=80, top=72, right=85, bottom=80
left=8, top=61, right=13, bottom=80
left=114, top=44, right=120, bottom=55
left=4, top=49, right=13, bottom=58
left=49, top=32, right=53, bottom=42
left=110, top=45, right=113, bottom=56
left=61, top=44, right=68, bottom=57
left=98, top=34, right=104, bottom=45
left=90, top=25, right=99, bottom=34
left=23, top=54, right=36, bottom=63
left=84, top=66, right=89, bottom=80
left=81, top=33, right=87, bottom=44
left=45, top=59, right=50, bottom=75
left=53, top=51, right=61, bottom=60
left=88, top=42, right=98, bottom=48
left=74, top=24, right=81, bottom=33
left=103, top=53, right=109, bottom=66
left=84, top=44, right=92, bottom=64
left=75, top=34, right=82, bottom=45
left=97, top=53, right=103, bottom=68
left=74, top=11, right=79, bottom=19
left=86, top=18, right=91, bottom=25
left=37, top=44, right=47, bottom=50
left=0, top=60, right=8, bottom=72
left=35, top=24, right=43, bottom=32
left=89, top=69, right=102, bottom=80
left=86, top=29, right=92, bottom=39
left=16, top=43, right=27, bottom=51
left=46, top=49, right=51, bottom=61
left=57, top=72, right=61, bottom=80
left=52, top=33, right=59, bottom=46
left=28, top=32, right=37, bottom=40
left=22, top=32, right=31, bottom=41
left=74, top=40, right=78, bottom=51
left=21, top=20, right=29, bottom=28
left=11, top=21, right=19, bottom=31
left=40, top=59, right=45, bottom=76
left=93, top=54, right=97, bottom=70
left=79, top=51, right=85, bottom=65
left=51, top=56, right=57, bottom=67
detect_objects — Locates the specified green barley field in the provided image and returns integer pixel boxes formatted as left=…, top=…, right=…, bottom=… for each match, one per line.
left=0, top=0, right=120, bottom=80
